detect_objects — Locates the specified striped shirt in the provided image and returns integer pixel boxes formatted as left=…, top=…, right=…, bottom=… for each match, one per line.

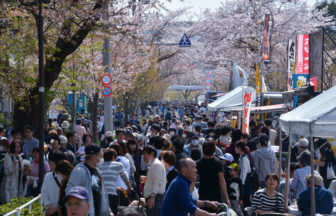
left=99, top=161, right=129, bottom=195
left=252, top=189, right=284, bottom=213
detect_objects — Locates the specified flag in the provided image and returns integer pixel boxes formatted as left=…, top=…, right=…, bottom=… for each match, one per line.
left=242, top=87, right=253, bottom=134
left=232, top=61, right=249, bottom=89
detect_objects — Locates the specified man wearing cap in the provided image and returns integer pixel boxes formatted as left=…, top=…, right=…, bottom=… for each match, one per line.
left=64, top=186, right=90, bottom=216
left=129, top=113, right=140, bottom=127
left=253, top=134, right=276, bottom=188
left=66, top=144, right=112, bottom=216
left=294, top=138, right=310, bottom=157
left=289, top=151, right=320, bottom=198
left=298, top=174, right=333, bottom=215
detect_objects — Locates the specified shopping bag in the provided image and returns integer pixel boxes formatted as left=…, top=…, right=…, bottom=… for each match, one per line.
left=327, top=164, right=336, bottom=179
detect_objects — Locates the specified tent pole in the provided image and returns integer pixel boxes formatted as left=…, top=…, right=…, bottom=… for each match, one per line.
left=310, top=123, right=315, bottom=216
left=277, top=126, right=283, bottom=179
left=284, top=131, right=292, bottom=209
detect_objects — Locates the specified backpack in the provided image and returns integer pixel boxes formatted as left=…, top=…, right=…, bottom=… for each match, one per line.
left=244, top=154, right=260, bottom=191
left=165, top=111, right=172, bottom=120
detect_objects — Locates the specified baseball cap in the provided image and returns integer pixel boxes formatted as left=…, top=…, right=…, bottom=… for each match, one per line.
left=294, top=138, right=309, bottom=148
left=228, top=163, right=240, bottom=172
left=223, top=153, right=234, bottom=162
left=85, top=144, right=101, bottom=158
left=64, top=186, right=89, bottom=202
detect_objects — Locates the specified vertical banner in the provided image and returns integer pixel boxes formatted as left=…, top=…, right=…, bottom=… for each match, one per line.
left=296, top=34, right=310, bottom=75
left=242, top=87, right=253, bottom=134
left=206, top=70, right=211, bottom=91
left=256, top=64, right=261, bottom=93
left=262, top=14, right=272, bottom=61
left=309, top=30, right=323, bottom=78
left=287, top=40, right=296, bottom=91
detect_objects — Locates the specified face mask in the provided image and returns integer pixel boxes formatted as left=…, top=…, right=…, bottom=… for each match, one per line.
left=182, top=134, right=187, bottom=138
left=169, top=132, right=175, bottom=136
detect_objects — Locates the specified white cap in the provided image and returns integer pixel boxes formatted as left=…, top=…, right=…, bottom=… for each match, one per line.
left=223, top=153, right=234, bottom=162
left=105, top=131, right=113, bottom=137
left=294, top=138, right=309, bottom=148
left=59, top=135, right=68, bottom=144
left=61, top=121, right=70, bottom=129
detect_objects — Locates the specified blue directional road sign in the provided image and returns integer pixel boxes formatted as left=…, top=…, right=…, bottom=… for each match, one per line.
left=179, top=33, right=191, bottom=47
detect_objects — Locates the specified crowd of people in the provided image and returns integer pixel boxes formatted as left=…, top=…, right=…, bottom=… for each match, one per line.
left=0, top=102, right=335, bottom=216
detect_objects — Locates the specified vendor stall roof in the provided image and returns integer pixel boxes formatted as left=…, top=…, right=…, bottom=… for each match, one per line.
left=230, top=104, right=289, bottom=114
left=279, top=85, right=336, bottom=138
left=207, top=86, right=256, bottom=111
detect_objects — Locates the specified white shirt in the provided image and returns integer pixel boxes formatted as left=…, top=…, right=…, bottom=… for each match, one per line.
left=144, top=158, right=166, bottom=198
left=116, top=156, right=130, bottom=189
left=41, top=172, right=63, bottom=207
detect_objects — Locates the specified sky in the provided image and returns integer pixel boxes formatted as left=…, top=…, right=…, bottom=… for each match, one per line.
left=165, top=0, right=319, bottom=20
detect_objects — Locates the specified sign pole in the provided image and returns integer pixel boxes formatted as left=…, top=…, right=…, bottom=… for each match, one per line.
left=103, top=3, right=114, bottom=133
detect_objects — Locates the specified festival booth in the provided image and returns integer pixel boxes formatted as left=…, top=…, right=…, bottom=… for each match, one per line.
left=207, top=86, right=256, bottom=111
left=279, top=85, right=336, bottom=215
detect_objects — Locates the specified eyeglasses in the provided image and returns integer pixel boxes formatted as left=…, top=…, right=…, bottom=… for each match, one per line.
left=65, top=200, right=88, bottom=208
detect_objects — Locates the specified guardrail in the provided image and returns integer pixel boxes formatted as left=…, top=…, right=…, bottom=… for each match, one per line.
left=4, top=195, right=42, bottom=216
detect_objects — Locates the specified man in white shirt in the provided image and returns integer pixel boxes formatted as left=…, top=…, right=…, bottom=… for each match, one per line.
left=265, top=119, right=277, bottom=146
left=142, top=146, right=166, bottom=216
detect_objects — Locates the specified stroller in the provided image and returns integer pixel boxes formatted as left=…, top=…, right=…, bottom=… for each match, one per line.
left=217, top=203, right=238, bottom=216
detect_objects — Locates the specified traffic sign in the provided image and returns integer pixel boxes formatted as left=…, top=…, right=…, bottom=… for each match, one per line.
left=179, top=33, right=191, bottom=47
left=101, top=74, right=112, bottom=85
left=102, top=86, right=113, bottom=97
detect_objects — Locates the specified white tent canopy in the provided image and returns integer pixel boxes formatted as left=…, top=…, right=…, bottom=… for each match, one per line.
left=279, top=85, right=336, bottom=138
left=207, top=86, right=256, bottom=111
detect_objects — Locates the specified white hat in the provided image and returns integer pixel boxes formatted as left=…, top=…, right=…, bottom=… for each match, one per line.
left=163, top=134, right=172, bottom=146
left=61, top=121, right=70, bottom=129
left=105, top=131, right=113, bottom=137
left=222, top=153, right=234, bottom=162
left=154, top=114, right=160, bottom=119
left=294, top=138, right=309, bottom=148
left=59, top=135, right=68, bottom=144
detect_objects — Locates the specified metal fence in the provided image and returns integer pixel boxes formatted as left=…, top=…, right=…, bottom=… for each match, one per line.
left=3, top=195, right=42, bottom=216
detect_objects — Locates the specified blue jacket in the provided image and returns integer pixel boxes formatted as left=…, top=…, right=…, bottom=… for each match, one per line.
left=298, top=187, right=333, bottom=215
left=161, top=175, right=197, bottom=216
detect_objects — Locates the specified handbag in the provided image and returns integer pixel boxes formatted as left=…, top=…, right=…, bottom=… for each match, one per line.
left=327, top=164, right=336, bottom=179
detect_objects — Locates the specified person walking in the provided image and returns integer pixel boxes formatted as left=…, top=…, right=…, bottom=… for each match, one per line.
left=253, top=134, right=276, bottom=188
left=161, top=158, right=217, bottom=216
left=66, top=144, right=112, bottom=216
left=197, top=141, right=230, bottom=209
left=99, top=148, right=132, bottom=215
left=142, top=146, right=166, bottom=216
left=1, top=140, right=26, bottom=203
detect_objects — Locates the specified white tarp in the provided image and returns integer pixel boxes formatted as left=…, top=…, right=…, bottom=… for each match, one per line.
left=279, top=85, right=336, bottom=137
left=207, top=86, right=256, bottom=111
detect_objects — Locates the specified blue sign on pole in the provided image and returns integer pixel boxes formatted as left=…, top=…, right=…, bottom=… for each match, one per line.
left=179, top=33, right=191, bottom=47
left=102, top=86, right=113, bottom=97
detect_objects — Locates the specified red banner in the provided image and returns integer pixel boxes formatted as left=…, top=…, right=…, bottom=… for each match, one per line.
left=296, top=34, right=309, bottom=74
left=242, top=88, right=253, bottom=134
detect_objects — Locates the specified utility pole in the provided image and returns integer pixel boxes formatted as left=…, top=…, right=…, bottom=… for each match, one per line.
left=37, top=0, right=45, bottom=191
left=103, top=2, right=114, bottom=133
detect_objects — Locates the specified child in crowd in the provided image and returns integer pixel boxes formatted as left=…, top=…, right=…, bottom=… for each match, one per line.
left=227, top=163, right=244, bottom=216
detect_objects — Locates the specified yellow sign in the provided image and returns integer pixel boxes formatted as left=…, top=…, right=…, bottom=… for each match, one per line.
left=256, top=64, right=261, bottom=94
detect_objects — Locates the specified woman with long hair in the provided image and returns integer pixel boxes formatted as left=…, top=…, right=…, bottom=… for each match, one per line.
left=57, top=160, right=75, bottom=216
left=1, top=140, right=26, bottom=203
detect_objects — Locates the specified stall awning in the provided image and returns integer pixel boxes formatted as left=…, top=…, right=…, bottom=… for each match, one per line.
left=230, top=104, right=289, bottom=114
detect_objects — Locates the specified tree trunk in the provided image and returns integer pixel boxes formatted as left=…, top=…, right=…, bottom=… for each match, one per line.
left=71, top=91, right=76, bottom=131
left=92, top=90, right=99, bottom=143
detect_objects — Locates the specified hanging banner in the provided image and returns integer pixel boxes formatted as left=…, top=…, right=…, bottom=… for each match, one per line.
left=256, top=64, right=261, bottom=94
left=296, top=34, right=310, bottom=74
left=262, top=14, right=272, bottom=61
left=242, top=87, right=253, bottom=134
left=287, top=40, right=296, bottom=91
left=309, top=30, right=323, bottom=78
left=206, top=70, right=211, bottom=91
